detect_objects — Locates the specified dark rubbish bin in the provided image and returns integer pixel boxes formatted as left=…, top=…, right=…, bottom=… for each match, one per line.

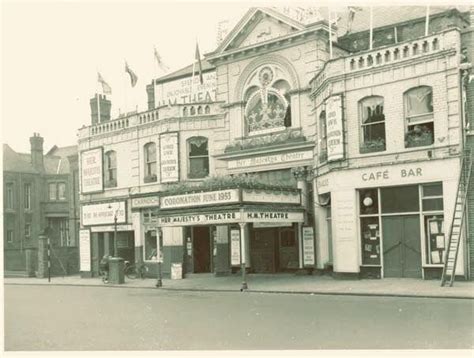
left=108, top=257, right=124, bottom=284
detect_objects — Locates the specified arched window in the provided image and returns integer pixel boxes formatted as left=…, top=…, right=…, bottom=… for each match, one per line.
left=104, top=150, right=117, bottom=187
left=404, top=86, right=434, bottom=148
left=190, top=106, right=196, bottom=115
left=319, top=110, right=328, bottom=163
left=187, top=137, right=209, bottom=179
left=204, top=105, right=210, bottom=114
left=144, top=142, right=157, bottom=182
left=359, top=96, right=386, bottom=153
left=242, top=66, right=292, bottom=135
left=197, top=106, right=203, bottom=115
left=183, top=107, right=188, bottom=116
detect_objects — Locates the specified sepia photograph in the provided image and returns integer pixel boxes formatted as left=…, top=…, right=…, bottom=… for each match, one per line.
left=1, top=0, right=474, bottom=356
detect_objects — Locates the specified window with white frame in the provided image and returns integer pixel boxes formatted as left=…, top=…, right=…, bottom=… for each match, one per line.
left=243, top=65, right=292, bottom=136
left=104, top=150, right=117, bottom=186
left=58, top=183, right=66, bottom=200
left=188, top=137, right=209, bottom=179
left=48, top=182, right=66, bottom=201
left=404, top=86, right=434, bottom=148
left=24, top=183, right=31, bottom=210
left=144, top=142, right=157, bottom=182
left=359, top=96, right=386, bottom=153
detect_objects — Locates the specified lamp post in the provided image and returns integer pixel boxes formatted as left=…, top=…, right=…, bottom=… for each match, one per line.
left=108, top=203, right=119, bottom=258
left=156, top=228, right=163, bottom=288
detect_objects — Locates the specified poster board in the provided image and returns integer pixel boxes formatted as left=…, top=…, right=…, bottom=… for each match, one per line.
left=79, top=229, right=91, bottom=272
left=230, top=229, right=241, bottom=266
left=302, top=226, right=315, bottom=266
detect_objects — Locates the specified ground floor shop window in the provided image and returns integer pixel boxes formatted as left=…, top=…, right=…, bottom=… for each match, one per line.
left=424, top=215, right=445, bottom=264
left=144, top=230, right=157, bottom=261
left=360, top=217, right=381, bottom=265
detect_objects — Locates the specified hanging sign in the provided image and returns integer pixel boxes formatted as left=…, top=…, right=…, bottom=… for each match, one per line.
left=81, top=148, right=103, bottom=193
left=302, top=226, right=315, bottom=266
left=325, top=95, right=344, bottom=162
left=79, top=229, right=91, bottom=272
left=160, top=132, right=179, bottom=183
left=230, top=229, right=241, bottom=266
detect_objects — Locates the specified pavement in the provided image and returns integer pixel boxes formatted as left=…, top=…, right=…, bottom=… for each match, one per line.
left=3, top=272, right=474, bottom=299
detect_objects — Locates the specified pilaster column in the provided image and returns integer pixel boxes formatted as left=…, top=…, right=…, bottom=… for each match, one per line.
left=239, top=222, right=248, bottom=290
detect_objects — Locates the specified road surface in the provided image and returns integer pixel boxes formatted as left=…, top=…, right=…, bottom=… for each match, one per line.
left=4, top=285, right=473, bottom=350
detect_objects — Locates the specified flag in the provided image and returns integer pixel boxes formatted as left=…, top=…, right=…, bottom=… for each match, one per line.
left=97, top=72, right=112, bottom=94
left=347, top=6, right=362, bottom=34
left=154, top=47, right=169, bottom=72
left=125, top=61, right=138, bottom=87
left=194, top=42, right=203, bottom=85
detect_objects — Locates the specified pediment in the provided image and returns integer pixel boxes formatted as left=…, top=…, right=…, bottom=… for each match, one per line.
left=219, top=8, right=304, bottom=53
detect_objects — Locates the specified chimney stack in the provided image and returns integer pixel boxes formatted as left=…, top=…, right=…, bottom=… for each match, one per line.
left=30, top=132, right=44, bottom=172
left=90, top=94, right=112, bottom=125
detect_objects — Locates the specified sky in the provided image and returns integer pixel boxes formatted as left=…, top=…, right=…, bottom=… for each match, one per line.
left=2, top=0, right=467, bottom=153
left=1, top=0, right=253, bottom=153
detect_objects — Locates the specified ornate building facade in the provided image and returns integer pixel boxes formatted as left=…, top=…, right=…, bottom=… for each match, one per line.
left=77, top=6, right=474, bottom=282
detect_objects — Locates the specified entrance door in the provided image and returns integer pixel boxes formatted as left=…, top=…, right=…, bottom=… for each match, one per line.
left=192, top=227, right=211, bottom=273
left=250, top=228, right=276, bottom=273
left=382, top=215, right=422, bottom=278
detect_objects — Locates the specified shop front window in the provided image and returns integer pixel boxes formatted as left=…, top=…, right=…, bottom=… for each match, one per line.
left=359, top=96, right=386, bottom=153
left=381, top=185, right=419, bottom=213
left=422, top=182, right=444, bottom=265
left=359, top=188, right=381, bottom=265
left=144, top=230, right=158, bottom=261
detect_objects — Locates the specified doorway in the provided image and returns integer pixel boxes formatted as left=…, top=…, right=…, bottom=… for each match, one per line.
left=192, top=226, right=211, bottom=273
left=382, top=215, right=422, bottom=278
left=250, top=228, right=277, bottom=273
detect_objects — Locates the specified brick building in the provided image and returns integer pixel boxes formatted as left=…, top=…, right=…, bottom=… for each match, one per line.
left=77, top=6, right=473, bottom=282
left=3, top=134, right=80, bottom=277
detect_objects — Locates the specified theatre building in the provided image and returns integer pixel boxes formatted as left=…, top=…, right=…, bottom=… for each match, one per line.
left=311, top=9, right=473, bottom=280
left=77, top=8, right=330, bottom=278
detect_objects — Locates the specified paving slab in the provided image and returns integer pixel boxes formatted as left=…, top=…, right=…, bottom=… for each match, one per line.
left=4, top=273, right=474, bottom=299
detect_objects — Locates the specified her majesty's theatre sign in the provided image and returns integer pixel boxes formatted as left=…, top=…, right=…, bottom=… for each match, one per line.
left=81, top=148, right=103, bottom=193
left=154, top=71, right=217, bottom=106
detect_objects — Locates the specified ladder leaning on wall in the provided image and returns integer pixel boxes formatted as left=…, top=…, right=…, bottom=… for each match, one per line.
left=441, top=148, right=473, bottom=287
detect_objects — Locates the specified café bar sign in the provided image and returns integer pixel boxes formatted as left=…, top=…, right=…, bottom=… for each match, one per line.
left=161, top=189, right=240, bottom=209
left=82, top=201, right=127, bottom=226
left=325, top=95, right=344, bottom=162
left=81, top=148, right=103, bottom=193
left=228, top=150, right=313, bottom=170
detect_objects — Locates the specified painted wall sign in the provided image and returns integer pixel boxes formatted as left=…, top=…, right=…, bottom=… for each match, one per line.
left=161, top=189, right=240, bottom=209
left=81, top=148, right=103, bottom=193
left=131, top=196, right=160, bottom=209
left=245, top=211, right=304, bottom=223
left=159, top=212, right=241, bottom=226
left=160, top=132, right=179, bottom=183
left=79, top=229, right=91, bottom=272
left=228, top=150, right=313, bottom=170
left=82, top=202, right=126, bottom=226
left=230, top=229, right=241, bottom=266
left=302, top=226, right=315, bottom=266
left=155, top=71, right=217, bottom=106
left=325, top=95, right=344, bottom=162
left=242, top=190, right=300, bottom=205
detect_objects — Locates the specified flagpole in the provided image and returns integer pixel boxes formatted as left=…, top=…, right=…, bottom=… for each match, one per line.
left=190, top=39, right=197, bottom=105
left=369, top=6, right=373, bottom=50
left=123, top=60, right=128, bottom=115
left=425, top=5, right=430, bottom=36
left=96, top=71, right=101, bottom=123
